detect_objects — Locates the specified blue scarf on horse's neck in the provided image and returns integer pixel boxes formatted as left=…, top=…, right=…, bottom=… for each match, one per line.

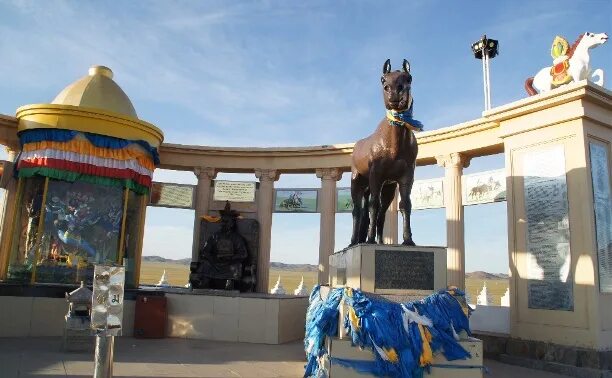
left=386, top=102, right=424, bottom=132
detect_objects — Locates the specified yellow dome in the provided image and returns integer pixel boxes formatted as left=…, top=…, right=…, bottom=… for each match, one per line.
left=52, top=65, right=138, bottom=118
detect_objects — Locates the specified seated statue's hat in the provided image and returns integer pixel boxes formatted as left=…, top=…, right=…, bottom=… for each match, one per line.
left=219, top=201, right=240, bottom=217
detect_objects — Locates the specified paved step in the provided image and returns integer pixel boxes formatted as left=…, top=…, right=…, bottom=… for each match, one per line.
left=499, top=354, right=612, bottom=378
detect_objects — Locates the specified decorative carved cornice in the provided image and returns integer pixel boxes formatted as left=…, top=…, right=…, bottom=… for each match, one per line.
left=194, top=167, right=216, bottom=181
left=315, top=168, right=342, bottom=181
left=436, top=152, right=471, bottom=169
left=254, top=168, right=280, bottom=182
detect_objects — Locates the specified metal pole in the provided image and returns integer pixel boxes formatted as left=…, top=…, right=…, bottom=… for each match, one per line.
left=487, top=51, right=490, bottom=110
left=94, top=335, right=114, bottom=378
left=481, top=47, right=488, bottom=110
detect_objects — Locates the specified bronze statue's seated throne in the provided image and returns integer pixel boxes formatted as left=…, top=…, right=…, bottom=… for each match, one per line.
left=189, top=202, right=258, bottom=292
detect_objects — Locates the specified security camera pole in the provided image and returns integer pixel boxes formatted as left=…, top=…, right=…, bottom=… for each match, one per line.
left=472, top=35, right=499, bottom=111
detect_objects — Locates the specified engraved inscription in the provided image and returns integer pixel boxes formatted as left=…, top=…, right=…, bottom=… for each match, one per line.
left=589, top=142, right=612, bottom=293
left=213, top=180, right=256, bottom=202
left=523, top=145, right=573, bottom=311
left=149, top=182, right=194, bottom=209
left=375, top=250, right=434, bottom=290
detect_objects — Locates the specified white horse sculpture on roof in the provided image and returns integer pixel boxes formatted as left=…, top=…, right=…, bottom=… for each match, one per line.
left=525, top=32, right=608, bottom=96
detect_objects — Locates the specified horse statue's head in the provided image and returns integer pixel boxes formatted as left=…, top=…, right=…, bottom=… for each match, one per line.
left=579, top=32, right=608, bottom=50
left=381, top=59, right=413, bottom=112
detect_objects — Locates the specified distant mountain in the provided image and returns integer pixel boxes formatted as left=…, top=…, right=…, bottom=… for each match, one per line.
left=270, top=262, right=318, bottom=272
left=142, top=256, right=191, bottom=265
left=465, top=271, right=509, bottom=280
left=142, top=257, right=505, bottom=278
left=142, top=256, right=317, bottom=272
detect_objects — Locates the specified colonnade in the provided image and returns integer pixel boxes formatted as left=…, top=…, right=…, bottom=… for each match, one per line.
left=185, top=152, right=470, bottom=293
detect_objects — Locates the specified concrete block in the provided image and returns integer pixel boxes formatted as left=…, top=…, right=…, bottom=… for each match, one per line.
left=264, top=298, right=279, bottom=344
left=212, top=313, right=238, bottom=342
left=239, top=297, right=266, bottom=315
left=238, top=297, right=268, bottom=343
left=328, top=338, right=483, bottom=378
left=121, top=299, right=135, bottom=337
left=167, top=294, right=213, bottom=339
left=278, top=298, right=308, bottom=343
left=0, top=296, right=33, bottom=337
left=469, top=305, right=510, bottom=334
left=213, top=296, right=239, bottom=315
left=30, top=297, right=65, bottom=336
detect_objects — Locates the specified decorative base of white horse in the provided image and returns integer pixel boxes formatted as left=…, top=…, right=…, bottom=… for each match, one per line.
left=525, top=32, right=608, bottom=95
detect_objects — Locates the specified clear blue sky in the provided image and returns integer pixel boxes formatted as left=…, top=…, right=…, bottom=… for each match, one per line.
left=0, top=1, right=610, bottom=274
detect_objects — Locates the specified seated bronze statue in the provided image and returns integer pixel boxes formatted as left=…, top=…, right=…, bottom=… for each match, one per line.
left=191, top=202, right=250, bottom=291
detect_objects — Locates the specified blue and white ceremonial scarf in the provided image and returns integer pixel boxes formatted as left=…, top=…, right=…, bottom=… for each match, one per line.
left=386, top=102, right=424, bottom=132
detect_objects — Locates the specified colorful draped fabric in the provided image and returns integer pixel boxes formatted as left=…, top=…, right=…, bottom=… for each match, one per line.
left=17, top=129, right=159, bottom=194
left=304, top=287, right=473, bottom=378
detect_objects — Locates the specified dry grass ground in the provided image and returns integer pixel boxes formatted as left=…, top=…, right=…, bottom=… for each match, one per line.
left=140, top=261, right=509, bottom=304
left=140, top=261, right=191, bottom=286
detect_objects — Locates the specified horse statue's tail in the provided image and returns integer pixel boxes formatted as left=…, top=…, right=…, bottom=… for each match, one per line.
left=525, top=77, right=538, bottom=96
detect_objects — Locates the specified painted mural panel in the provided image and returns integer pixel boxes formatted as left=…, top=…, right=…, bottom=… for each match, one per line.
left=463, top=169, right=506, bottom=205
left=274, top=189, right=318, bottom=212
left=411, top=178, right=444, bottom=210
left=337, top=187, right=353, bottom=213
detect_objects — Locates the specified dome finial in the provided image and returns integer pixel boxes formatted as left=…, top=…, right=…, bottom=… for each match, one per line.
left=88, top=65, right=113, bottom=79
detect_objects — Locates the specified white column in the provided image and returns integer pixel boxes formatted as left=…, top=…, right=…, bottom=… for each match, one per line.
left=436, top=152, right=470, bottom=289
left=255, top=169, right=279, bottom=293
left=191, top=167, right=216, bottom=262
left=316, top=168, right=342, bottom=284
left=0, top=148, right=18, bottom=279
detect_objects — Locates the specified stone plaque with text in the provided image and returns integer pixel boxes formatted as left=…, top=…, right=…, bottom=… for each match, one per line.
left=149, top=182, right=195, bottom=209
left=374, top=250, right=434, bottom=291
left=589, top=142, right=612, bottom=293
left=523, top=145, right=573, bottom=311
left=213, top=180, right=256, bottom=202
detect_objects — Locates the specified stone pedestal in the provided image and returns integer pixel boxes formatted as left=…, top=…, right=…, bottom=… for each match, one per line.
left=326, top=337, right=483, bottom=378
left=63, top=316, right=94, bottom=352
left=324, top=245, right=484, bottom=377
left=329, top=244, right=447, bottom=296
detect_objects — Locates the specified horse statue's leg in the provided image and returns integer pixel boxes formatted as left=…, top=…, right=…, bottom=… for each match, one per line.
left=350, top=173, right=368, bottom=246
left=366, top=169, right=383, bottom=244
left=398, top=176, right=416, bottom=246
left=376, top=183, right=396, bottom=244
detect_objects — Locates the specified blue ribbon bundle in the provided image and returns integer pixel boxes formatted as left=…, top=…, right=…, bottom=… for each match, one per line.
left=304, top=287, right=473, bottom=378
left=304, top=286, right=343, bottom=377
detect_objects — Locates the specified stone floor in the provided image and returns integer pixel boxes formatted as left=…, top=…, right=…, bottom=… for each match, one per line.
left=0, top=337, right=571, bottom=377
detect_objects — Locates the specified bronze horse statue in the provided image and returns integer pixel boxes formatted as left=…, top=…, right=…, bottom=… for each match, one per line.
left=350, top=59, right=420, bottom=246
